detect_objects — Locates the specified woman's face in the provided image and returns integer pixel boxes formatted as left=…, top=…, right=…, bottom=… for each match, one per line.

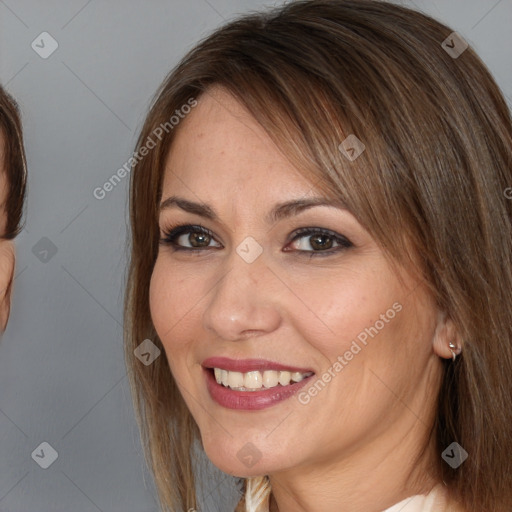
left=0, top=132, right=16, bottom=331
left=149, top=86, right=449, bottom=479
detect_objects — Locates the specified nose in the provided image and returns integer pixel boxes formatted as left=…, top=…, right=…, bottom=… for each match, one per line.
left=202, top=247, right=282, bottom=341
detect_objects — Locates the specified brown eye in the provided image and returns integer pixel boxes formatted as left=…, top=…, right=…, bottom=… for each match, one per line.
left=160, top=224, right=221, bottom=250
left=288, top=227, right=353, bottom=255
left=187, top=231, right=211, bottom=247
left=309, top=234, right=334, bottom=250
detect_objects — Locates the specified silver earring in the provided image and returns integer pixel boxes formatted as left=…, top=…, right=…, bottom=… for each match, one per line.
left=449, top=342, right=460, bottom=361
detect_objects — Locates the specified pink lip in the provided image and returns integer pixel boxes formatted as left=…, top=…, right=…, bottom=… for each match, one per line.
left=202, top=358, right=315, bottom=411
left=202, top=357, right=313, bottom=374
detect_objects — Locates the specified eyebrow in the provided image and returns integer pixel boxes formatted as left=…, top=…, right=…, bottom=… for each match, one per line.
left=159, top=195, right=347, bottom=224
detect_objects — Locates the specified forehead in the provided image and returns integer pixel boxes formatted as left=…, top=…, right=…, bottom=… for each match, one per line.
left=167, top=87, right=269, bottom=162
left=162, top=87, right=312, bottom=195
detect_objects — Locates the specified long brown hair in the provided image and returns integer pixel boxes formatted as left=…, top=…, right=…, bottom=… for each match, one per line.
left=0, top=84, right=27, bottom=239
left=124, top=1, right=512, bottom=510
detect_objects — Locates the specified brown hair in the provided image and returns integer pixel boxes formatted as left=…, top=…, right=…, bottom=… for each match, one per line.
left=124, top=1, right=512, bottom=511
left=0, top=84, right=27, bottom=239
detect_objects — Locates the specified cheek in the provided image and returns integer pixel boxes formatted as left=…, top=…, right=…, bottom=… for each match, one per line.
left=149, top=259, right=189, bottom=346
left=284, top=264, right=398, bottom=361
left=149, top=257, right=208, bottom=363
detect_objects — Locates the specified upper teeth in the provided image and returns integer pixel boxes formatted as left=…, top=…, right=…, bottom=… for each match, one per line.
left=213, top=368, right=312, bottom=391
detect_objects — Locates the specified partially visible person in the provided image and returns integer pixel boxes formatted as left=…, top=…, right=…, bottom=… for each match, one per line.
left=0, top=84, right=27, bottom=331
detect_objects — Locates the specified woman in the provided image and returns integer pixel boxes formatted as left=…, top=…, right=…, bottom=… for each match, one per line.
left=0, top=84, right=27, bottom=331
left=124, top=1, right=512, bottom=511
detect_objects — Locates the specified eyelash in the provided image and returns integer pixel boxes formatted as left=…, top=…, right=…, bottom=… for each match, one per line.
left=159, top=223, right=353, bottom=258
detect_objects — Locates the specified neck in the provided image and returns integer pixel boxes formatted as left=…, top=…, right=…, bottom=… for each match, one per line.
left=267, top=412, right=440, bottom=512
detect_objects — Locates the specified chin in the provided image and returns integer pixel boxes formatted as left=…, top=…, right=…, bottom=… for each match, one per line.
left=202, top=439, right=287, bottom=478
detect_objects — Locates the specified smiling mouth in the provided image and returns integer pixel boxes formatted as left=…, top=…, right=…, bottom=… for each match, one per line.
left=209, top=367, right=314, bottom=391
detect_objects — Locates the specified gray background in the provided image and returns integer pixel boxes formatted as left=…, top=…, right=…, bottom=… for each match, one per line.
left=0, top=1, right=510, bottom=511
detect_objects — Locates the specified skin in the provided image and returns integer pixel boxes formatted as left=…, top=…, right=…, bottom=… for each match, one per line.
left=149, top=86, right=458, bottom=512
left=0, top=132, right=16, bottom=331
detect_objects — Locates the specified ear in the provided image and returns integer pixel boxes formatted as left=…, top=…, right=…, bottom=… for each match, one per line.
left=0, top=240, right=15, bottom=331
left=432, top=309, right=461, bottom=360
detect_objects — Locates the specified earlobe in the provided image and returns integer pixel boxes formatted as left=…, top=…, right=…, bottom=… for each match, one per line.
left=0, top=240, right=15, bottom=332
left=432, top=310, right=462, bottom=361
